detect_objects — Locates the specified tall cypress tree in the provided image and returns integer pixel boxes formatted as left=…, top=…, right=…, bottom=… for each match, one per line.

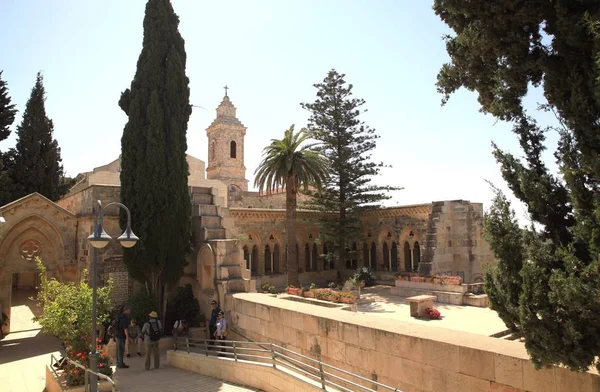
left=0, top=71, right=17, bottom=142
left=10, top=72, right=65, bottom=202
left=301, top=70, right=401, bottom=270
left=119, top=0, right=192, bottom=306
left=0, top=71, right=18, bottom=205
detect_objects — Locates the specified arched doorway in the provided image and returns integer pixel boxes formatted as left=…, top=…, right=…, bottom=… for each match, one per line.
left=391, top=242, right=399, bottom=272
left=251, top=245, right=258, bottom=274
left=304, top=243, right=311, bottom=272
left=264, top=245, right=272, bottom=274
left=370, top=242, right=377, bottom=271
left=311, top=244, right=318, bottom=271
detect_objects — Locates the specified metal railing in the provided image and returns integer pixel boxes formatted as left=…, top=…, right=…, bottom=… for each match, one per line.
left=50, top=353, right=116, bottom=392
left=175, top=337, right=401, bottom=392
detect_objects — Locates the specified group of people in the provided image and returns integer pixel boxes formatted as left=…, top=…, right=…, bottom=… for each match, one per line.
left=114, top=306, right=163, bottom=371
left=109, top=299, right=228, bottom=371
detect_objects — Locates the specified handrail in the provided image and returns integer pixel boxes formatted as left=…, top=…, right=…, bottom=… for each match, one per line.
left=50, top=353, right=116, bottom=392
left=176, top=337, right=400, bottom=392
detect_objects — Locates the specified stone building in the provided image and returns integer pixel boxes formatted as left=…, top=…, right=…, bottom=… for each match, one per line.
left=0, top=92, right=493, bottom=333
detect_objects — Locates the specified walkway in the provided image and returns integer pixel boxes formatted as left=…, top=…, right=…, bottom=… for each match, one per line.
left=0, top=289, right=62, bottom=392
left=112, top=352, right=261, bottom=391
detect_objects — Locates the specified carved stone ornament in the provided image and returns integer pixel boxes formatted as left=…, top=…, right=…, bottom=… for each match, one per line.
left=20, top=239, right=42, bottom=261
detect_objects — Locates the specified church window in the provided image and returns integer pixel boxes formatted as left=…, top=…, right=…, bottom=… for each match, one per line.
left=230, top=140, right=237, bottom=158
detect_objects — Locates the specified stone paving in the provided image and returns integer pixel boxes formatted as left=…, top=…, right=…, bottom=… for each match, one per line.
left=0, top=289, right=62, bottom=392
left=113, top=353, right=261, bottom=392
left=0, top=289, right=260, bottom=392
left=352, top=286, right=509, bottom=337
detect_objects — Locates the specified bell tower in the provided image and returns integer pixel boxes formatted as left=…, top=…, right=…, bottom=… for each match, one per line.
left=206, top=87, right=248, bottom=192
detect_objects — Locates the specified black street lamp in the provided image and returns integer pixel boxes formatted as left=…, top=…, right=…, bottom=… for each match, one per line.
left=87, top=200, right=138, bottom=392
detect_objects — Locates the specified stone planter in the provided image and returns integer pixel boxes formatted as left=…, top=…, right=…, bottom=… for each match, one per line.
left=303, top=291, right=315, bottom=298
left=45, top=365, right=115, bottom=392
left=410, top=276, right=425, bottom=283
left=340, top=297, right=355, bottom=304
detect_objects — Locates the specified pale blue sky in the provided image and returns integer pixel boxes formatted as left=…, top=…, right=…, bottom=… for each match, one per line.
left=1, top=0, right=558, bottom=219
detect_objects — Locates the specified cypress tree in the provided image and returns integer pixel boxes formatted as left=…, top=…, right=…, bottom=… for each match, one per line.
left=0, top=71, right=17, bottom=205
left=434, top=1, right=600, bottom=371
left=10, top=72, right=65, bottom=202
left=119, top=0, right=192, bottom=306
left=301, top=70, right=401, bottom=270
left=0, top=71, right=17, bottom=142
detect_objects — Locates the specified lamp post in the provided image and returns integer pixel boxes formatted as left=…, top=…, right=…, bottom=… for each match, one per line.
left=87, top=200, right=138, bottom=392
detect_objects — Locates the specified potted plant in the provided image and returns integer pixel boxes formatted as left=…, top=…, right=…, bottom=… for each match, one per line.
left=352, top=267, right=376, bottom=287
left=303, top=283, right=316, bottom=298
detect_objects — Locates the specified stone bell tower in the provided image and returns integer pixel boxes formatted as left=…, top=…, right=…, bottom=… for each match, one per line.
left=206, top=87, right=248, bottom=192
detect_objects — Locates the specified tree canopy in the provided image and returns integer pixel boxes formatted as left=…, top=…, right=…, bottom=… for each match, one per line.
left=254, top=125, right=329, bottom=286
left=434, top=1, right=600, bottom=371
left=119, top=0, right=192, bottom=305
left=301, top=69, right=401, bottom=270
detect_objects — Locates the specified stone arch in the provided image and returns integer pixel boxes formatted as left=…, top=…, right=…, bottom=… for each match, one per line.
left=230, top=140, right=237, bottom=158
left=197, top=244, right=216, bottom=292
left=377, top=226, right=396, bottom=245
left=398, top=227, right=422, bottom=246
left=0, top=214, right=66, bottom=278
left=403, top=241, right=412, bottom=272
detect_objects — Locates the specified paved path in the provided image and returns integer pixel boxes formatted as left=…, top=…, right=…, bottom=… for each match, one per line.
left=113, top=352, right=261, bottom=392
left=0, top=289, right=62, bottom=392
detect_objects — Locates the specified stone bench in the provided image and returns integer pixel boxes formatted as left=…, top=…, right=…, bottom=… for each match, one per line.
left=407, top=295, right=437, bottom=317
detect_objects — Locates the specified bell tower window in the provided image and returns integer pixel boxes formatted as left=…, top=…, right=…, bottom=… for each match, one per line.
left=230, top=140, right=237, bottom=158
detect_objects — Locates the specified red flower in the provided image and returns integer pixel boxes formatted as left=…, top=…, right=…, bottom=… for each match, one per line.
left=76, top=353, right=82, bottom=357
left=70, top=351, right=75, bottom=356
left=98, top=363, right=105, bottom=368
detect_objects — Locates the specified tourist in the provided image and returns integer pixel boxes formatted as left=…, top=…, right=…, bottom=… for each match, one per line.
left=208, top=300, right=221, bottom=348
left=172, top=318, right=189, bottom=351
left=126, top=319, right=142, bottom=357
left=214, top=310, right=227, bottom=355
left=142, top=311, right=162, bottom=370
left=116, top=305, right=132, bottom=369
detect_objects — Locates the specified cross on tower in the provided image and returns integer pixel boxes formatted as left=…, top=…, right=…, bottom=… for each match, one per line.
left=224, top=85, right=229, bottom=97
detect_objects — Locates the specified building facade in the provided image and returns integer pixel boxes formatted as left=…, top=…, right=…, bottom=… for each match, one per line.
left=0, top=93, right=493, bottom=334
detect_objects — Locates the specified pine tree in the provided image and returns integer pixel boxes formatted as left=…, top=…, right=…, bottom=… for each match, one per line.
left=434, top=1, right=600, bottom=371
left=301, top=70, right=401, bottom=270
left=0, top=71, right=18, bottom=205
left=10, top=72, right=65, bottom=202
left=119, top=0, right=192, bottom=306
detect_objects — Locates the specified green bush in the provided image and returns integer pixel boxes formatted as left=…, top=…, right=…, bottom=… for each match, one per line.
left=126, top=290, right=158, bottom=326
left=170, top=284, right=200, bottom=326
left=352, top=266, right=376, bottom=286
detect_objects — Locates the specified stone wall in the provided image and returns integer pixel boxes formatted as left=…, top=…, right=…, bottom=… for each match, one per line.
left=226, top=293, right=599, bottom=392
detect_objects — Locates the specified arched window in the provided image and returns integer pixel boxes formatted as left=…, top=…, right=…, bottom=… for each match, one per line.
left=273, top=243, right=280, bottom=274
left=391, top=242, right=399, bottom=272
left=265, top=245, right=272, bottom=274
left=363, top=242, right=369, bottom=268
left=251, top=245, right=258, bottom=274
left=305, top=243, right=311, bottom=272
left=404, top=242, right=412, bottom=272
left=230, top=140, right=237, bottom=158
left=413, top=241, right=421, bottom=271
left=323, top=243, right=330, bottom=270
left=370, top=242, right=377, bottom=271
left=311, top=243, right=318, bottom=271
left=243, top=245, right=250, bottom=270
left=383, top=242, right=390, bottom=271
left=351, top=242, right=358, bottom=269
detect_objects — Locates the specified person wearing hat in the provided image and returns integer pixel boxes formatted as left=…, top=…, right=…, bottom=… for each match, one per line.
left=116, top=305, right=132, bottom=369
left=142, top=311, right=162, bottom=370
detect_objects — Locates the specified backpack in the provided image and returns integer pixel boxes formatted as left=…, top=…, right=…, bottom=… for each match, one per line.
left=106, top=319, right=118, bottom=339
left=147, top=320, right=161, bottom=342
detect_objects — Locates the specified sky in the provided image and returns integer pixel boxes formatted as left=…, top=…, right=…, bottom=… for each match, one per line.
left=1, top=0, right=560, bottom=221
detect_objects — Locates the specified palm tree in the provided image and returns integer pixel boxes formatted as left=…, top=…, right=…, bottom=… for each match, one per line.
left=254, top=125, right=329, bottom=287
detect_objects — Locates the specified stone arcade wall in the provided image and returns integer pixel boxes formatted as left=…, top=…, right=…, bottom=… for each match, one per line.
left=226, top=293, right=600, bottom=392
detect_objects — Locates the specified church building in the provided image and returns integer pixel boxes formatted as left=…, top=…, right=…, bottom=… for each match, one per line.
left=0, top=92, right=493, bottom=334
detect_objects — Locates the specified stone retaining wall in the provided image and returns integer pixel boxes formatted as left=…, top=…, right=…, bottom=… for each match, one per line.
left=226, top=293, right=600, bottom=392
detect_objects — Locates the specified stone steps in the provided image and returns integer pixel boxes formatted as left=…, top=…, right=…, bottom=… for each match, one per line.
left=199, top=215, right=222, bottom=228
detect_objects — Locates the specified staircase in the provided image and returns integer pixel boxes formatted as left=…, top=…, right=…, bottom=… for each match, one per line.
left=191, top=186, right=248, bottom=295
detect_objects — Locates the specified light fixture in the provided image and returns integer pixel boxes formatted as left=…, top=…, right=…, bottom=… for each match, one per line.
left=117, top=226, right=139, bottom=248
left=88, top=228, right=111, bottom=249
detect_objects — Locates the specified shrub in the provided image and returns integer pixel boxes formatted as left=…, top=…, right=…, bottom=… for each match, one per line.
left=309, top=283, right=317, bottom=290
left=170, top=284, right=201, bottom=326
left=126, top=290, right=158, bottom=327
left=353, top=266, right=376, bottom=287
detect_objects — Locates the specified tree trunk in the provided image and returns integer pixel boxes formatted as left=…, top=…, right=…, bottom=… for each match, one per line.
left=286, top=174, right=300, bottom=287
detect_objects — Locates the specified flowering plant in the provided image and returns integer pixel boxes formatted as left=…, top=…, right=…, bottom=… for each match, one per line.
left=64, top=343, right=113, bottom=386
left=425, top=307, right=441, bottom=320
